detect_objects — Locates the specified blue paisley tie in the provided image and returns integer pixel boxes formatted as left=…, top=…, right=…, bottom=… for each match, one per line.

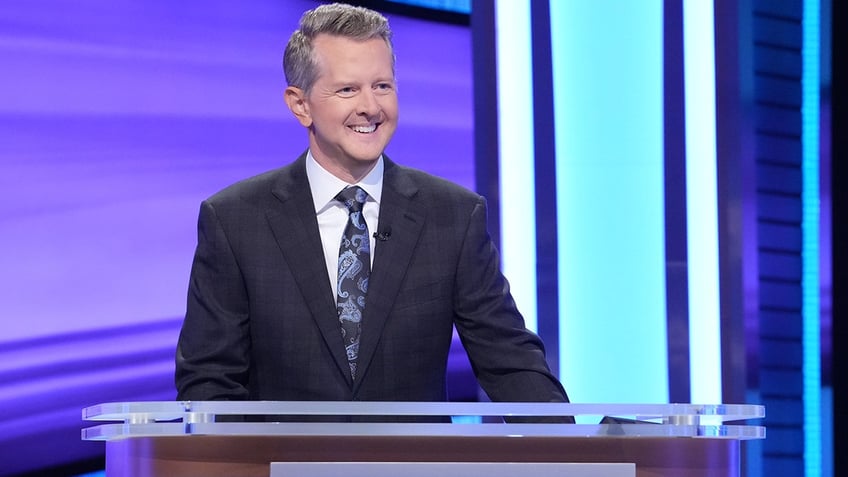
left=335, top=186, right=370, bottom=380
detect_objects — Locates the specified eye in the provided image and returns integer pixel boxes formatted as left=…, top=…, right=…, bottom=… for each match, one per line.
left=336, top=86, right=357, bottom=97
left=374, top=82, right=394, bottom=94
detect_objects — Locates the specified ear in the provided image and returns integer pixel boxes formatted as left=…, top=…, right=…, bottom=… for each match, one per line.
left=284, top=86, right=312, bottom=127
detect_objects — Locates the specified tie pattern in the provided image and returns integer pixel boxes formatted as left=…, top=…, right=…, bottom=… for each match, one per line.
left=335, top=186, right=370, bottom=380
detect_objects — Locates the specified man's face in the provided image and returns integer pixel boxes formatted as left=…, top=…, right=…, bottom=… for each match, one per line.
left=288, top=34, right=398, bottom=180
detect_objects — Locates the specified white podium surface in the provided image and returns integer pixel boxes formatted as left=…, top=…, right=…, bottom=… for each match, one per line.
left=270, top=462, right=636, bottom=477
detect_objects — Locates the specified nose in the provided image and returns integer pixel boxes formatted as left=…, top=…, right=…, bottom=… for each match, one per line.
left=356, top=89, right=381, bottom=117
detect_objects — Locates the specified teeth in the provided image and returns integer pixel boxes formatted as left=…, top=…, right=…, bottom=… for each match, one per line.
left=351, top=124, right=376, bottom=133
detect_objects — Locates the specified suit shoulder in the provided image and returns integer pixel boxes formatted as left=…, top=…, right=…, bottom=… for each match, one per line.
left=204, top=162, right=295, bottom=207
left=393, top=164, right=482, bottom=205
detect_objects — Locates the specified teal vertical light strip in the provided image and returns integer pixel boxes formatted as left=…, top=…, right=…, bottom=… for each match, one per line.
left=494, top=0, right=537, bottom=333
left=550, top=1, right=668, bottom=404
left=682, top=0, right=723, bottom=404
left=802, top=0, right=821, bottom=475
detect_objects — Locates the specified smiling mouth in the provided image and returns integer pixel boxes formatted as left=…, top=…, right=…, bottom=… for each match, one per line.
left=350, top=124, right=378, bottom=134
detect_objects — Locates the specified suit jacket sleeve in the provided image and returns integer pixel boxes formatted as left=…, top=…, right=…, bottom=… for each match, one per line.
left=175, top=199, right=251, bottom=401
left=453, top=196, right=569, bottom=404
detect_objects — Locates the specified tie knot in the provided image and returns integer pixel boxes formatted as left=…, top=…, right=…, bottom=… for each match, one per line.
left=336, top=186, right=367, bottom=213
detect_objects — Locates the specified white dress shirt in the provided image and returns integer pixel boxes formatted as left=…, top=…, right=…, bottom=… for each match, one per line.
left=305, top=151, right=383, bottom=302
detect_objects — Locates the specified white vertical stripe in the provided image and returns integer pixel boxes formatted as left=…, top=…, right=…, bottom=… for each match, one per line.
left=495, top=0, right=537, bottom=332
left=683, top=0, right=723, bottom=404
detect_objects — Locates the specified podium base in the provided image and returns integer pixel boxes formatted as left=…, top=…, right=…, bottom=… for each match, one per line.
left=105, top=435, right=739, bottom=477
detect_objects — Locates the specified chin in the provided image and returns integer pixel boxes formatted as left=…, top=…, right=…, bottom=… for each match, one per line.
left=349, top=145, right=389, bottom=162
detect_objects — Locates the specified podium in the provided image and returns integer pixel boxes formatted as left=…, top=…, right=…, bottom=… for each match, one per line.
left=82, top=401, right=764, bottom=477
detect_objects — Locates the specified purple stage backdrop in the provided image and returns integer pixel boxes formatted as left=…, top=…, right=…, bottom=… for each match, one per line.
left=0, top=1, right=473, bottom=473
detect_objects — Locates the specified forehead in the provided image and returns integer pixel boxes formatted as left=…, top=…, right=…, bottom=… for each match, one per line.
left=312, top=34, right=394, bottom=80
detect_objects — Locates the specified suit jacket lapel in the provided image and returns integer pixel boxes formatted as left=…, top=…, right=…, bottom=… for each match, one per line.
left=267, top=155, right=352, bottom=385
left=354, top=159, right=426, bottom=393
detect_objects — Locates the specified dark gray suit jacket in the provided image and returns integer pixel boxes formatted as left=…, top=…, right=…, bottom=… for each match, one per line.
left=175, top=154, right=567, bottom=404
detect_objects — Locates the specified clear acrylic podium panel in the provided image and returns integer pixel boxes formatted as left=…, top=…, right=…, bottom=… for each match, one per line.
left=82, top=401, right=765, bottom=477
left=82, top=401, right=765, bottom=440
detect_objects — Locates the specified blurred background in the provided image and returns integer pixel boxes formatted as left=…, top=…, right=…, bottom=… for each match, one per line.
left=0, top=0, right=843, bottom=476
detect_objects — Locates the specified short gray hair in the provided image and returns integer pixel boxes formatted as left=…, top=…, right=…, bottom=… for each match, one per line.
left=284, top=3, right=395, bottom=92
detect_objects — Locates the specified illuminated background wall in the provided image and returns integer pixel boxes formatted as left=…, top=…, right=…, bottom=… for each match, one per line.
left=476, top=0, right=835, bottom=476
left=0, top=0, right=840, bottom=476
left=0, top=1, right=473, bottom=474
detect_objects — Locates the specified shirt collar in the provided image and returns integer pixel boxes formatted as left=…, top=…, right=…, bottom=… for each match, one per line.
left=305, top=150, right=384, bottom=213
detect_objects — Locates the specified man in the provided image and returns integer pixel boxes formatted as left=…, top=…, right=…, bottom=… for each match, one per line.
left=175, top=3, right=568, bottom=408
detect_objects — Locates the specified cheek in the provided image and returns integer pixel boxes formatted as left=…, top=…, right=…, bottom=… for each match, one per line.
left=379, top=96, right=399, bottom=116
left=311, top=111, right=343, bottom=132
left=309, top=100, right=347, bottom=123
